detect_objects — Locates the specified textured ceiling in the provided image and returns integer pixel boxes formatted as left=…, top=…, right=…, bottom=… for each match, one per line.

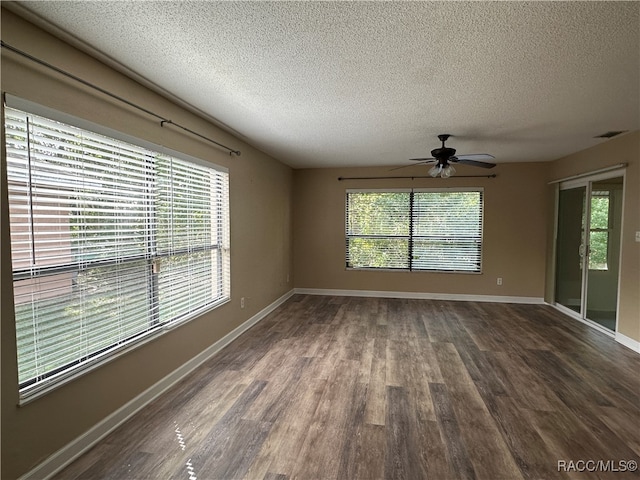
left=6, top=1, right=640, bottom=168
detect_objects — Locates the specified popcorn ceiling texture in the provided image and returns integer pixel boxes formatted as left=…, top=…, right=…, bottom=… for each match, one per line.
left=11, top=1, right=640, bottom=168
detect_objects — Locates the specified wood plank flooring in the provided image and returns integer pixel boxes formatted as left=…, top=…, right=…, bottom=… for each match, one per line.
left=53, top=295, right=640, bottom=480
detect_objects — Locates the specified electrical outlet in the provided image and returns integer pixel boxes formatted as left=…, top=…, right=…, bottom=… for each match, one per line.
left=240, top=297, right=245, bottom=309
left=636, top=231, right=640, bottom=243
left=497, top=277, right=503, bottom=286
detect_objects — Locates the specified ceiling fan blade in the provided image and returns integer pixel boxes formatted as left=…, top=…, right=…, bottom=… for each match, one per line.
left=409, top=157, right=435, bottom=162
left=454, top=159, right=496, bottom=168
left=389, top=160, right=434, bottom=171
left=454, top=153, right=495, bottom=161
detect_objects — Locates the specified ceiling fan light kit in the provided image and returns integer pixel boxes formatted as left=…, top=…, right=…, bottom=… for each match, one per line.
left=442, top=164, right=456, bottom=178
left=428, top=164, right=456, bottom=178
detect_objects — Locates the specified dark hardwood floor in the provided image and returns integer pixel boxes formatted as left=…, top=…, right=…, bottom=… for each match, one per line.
left=54, top=295, right=640, bottom=480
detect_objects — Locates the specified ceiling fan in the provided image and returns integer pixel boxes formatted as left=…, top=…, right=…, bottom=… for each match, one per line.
left=396, top=134, right=496, bottom=178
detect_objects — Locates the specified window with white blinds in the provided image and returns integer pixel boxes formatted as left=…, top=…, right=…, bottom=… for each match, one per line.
left=5, top=105, right=230, bottom=396
left=346, top=188, right=483, bottom=272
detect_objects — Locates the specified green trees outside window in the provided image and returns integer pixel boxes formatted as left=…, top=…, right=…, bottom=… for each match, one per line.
left=589, top=191, right=610, bottom=270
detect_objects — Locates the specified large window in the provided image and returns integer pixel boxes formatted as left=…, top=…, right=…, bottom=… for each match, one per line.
left=5, top=105, right=230, bottom=397
left=346, top=188, right=483, bottom=272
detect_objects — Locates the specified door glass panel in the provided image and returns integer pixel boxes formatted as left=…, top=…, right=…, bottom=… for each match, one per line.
left=586, top=177, right=623, bottom=330
left=555, top=187, right=586, bottom=314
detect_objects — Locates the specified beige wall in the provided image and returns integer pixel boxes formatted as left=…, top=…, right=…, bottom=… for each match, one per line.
left=293, top=162, right=550, bottom=299
left=1, top=10, right=293, bottom=479
left=546, top=131, right=640, bottom=342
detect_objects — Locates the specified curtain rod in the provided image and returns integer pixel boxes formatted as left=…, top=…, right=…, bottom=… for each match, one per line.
left=548, top=163, right=626, bottom=184
left=1, top=41, right=241, bottom=156
left=338, top=174, right=497, bottom=181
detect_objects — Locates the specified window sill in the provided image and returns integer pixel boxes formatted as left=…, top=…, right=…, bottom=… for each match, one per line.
left=346, top=267, right=482, bottom=275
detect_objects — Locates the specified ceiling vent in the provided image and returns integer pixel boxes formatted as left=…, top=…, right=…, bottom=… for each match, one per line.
left=594, top=131, right=627, bottom=139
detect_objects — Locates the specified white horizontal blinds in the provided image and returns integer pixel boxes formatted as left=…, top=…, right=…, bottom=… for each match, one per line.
left=345, top=191, right=410, bottom=269
left=212, top=171, right=230, bottom=299
left=345, top=188, right=483, bottom=272
left=5, top=106, right=230, bottom=392
left=156, top=155, right=212, bottom=252
left=412, top=190, right=483, bottom=272
left=6, top=108, right=157, bottom=387
left=6, top=110, right=154, bottom=269
left=12, top=263, right=153, bottom=386
left=156, top=156, right=230, bottom=322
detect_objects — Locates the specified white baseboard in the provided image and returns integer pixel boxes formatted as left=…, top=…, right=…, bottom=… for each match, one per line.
left=294, top=287, right=545, bottom=305
left=22, top=289, right=295, bottom=480
left=616, top=331, right=640, bottom=353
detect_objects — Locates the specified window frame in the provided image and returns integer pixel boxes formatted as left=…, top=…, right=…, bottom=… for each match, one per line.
left=345, top=187, right=484, bottom=274
left=5, top=96, right=231, bottom=401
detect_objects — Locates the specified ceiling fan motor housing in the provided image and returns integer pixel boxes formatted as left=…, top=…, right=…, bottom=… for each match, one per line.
left=431, top=147, right=456, bottom=163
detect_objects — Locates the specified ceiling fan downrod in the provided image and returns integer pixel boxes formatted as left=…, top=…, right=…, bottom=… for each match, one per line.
left=438, top=134, right=451, bottom=146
